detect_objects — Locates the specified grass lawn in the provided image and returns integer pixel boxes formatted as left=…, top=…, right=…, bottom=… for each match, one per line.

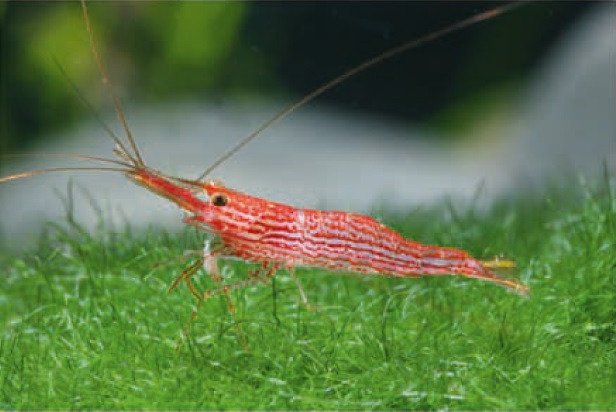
left=1, top=176, right=614, bottom=409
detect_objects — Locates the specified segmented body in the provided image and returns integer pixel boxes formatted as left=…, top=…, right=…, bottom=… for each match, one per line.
left=204, top=198, right=466, bottom=276
left=132, top=169, right=528, bottom=295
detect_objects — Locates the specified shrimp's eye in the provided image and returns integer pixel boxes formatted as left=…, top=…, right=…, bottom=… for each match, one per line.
left=211, top=193, right=228, bottom=207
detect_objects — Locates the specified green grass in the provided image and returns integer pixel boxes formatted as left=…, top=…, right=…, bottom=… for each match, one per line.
left=1, top=177, right=614, bottom=409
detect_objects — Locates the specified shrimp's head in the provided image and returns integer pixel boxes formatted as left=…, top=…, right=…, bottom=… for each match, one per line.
left=127, top=168, right=271, bottom=235
left=188, top=179, right=276, bottom=235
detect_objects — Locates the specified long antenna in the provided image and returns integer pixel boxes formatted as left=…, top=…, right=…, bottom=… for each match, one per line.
left=54, top=58, right=135, bottom=166
left=197, top=1, right=530, bottom=181
left=0, top=167, right=129, bottom=184
left=3, top=153, right=132, bottom=169
left=80, top=0, right=144, bottom=167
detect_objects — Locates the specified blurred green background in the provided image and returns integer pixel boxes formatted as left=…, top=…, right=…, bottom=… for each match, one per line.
left=0, top=2, right=591, bottom=155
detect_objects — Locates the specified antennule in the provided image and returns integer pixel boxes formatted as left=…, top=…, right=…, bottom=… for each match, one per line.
left=80, top=0, right=144, bottom=167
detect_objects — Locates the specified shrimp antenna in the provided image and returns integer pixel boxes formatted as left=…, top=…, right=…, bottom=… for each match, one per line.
left=53, top=58, right=136, bottom=166
left=197, top=1, right=530, bottom=181
left=80, top=0, right=144, bottom=167
left=0, top=167, right=129, bottom=184
left=3, top=153, right=133, bottom=169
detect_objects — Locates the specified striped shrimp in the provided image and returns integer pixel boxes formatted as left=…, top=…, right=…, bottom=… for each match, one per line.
left=1, top=1, right=529, bottom=319
left=133, top=171, right=528, bottom=301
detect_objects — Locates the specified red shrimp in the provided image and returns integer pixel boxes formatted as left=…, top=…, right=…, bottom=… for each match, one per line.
left=130, top=170, right=528, bottom=298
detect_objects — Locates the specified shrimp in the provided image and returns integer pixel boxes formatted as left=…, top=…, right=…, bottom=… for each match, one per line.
left=131, top=171, right=528, bottom=298
left=1, top=1, right=529, bottom=320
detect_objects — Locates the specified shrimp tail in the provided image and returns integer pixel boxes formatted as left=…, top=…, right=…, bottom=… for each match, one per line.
left=475, top=258, right=529, bottom=296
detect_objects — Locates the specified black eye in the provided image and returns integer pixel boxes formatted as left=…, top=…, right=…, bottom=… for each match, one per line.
left=211, top=193, right=228, bottom=207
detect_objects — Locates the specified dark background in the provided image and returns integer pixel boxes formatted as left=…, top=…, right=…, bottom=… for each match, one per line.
left=246, top=2, right=590, bottom=122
